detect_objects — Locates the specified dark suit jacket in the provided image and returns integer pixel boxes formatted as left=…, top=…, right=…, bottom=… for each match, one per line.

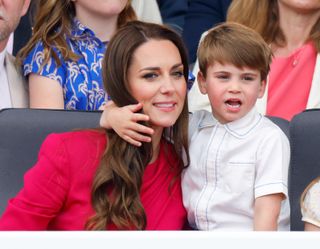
left=182, top=0, right=232, bottom=63
left=157, top=0, right=189, bottom=35
left=13, top=3, right=34, bottom=56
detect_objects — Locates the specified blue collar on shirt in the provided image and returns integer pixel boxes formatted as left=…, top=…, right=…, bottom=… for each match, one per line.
left=71, top=18, right=96, bottom=39
left=198, top=108, right=263, bottom=138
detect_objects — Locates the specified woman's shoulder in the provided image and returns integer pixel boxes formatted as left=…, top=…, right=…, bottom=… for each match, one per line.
left=43, top=129, right=106, bottom=156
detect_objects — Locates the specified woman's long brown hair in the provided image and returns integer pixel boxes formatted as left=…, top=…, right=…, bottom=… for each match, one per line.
left=86, top=21, right=190, bottom=230
left=16, top=0, right=136, bottom=67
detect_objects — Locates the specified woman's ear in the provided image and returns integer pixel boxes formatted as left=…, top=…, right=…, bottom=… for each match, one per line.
left=197, top=71, right=208, bottom=95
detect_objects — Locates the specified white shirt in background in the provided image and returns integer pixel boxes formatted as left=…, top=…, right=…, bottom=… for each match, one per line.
left=0, top=49, right=13, bottom=109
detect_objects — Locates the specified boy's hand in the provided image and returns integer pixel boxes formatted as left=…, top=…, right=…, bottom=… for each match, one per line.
left=100, top=102, right=154, bottom=147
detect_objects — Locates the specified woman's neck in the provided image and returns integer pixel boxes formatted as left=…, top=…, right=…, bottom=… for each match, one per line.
left=149, top=127, right=164, bottom=164
left=275, top=2, right=320, bottom=56
left=76, top=14, right=118, bottom=42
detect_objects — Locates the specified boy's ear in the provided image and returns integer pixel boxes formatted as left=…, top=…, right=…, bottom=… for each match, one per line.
left=258, top=80, right=267, bottom=98
left=197, top=71, right=208, bottom=95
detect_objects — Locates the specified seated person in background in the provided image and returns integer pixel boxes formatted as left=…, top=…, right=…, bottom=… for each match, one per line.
left=0, top=0, right=30, bottom=109
left=132, top=0, right=162, bottom=24
left=9, top=0, right=35, bottom=56
left=102, top=22, right=290, bottom=231
left=17, top=0, right=136, bottom=110
left=182, top=0, right=232, bottom=65
left=156, top=0, right=189, bottom=35
left=301, top=176, right=320, bottom=231
left=9, top=0, right=161, bottom=56
left=0, top=21, right=190, bottom=230
left=189, top=0, right=320, bottom=120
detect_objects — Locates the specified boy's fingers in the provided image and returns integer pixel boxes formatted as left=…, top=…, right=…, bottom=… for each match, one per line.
left=132, top=113, right=149, bottom=122
left=128, top=103, right=143, bottom=112
left=122, top=135, right=142, bottom=147
left=131, top=123, right=154, bottom=135
left=126, top=130, right=152, bottom=143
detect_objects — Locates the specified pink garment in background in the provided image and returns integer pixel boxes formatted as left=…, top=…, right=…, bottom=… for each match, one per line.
left=267, top=42, right=317, bottom=120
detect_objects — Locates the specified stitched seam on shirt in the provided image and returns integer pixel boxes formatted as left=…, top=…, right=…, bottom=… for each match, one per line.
left=205, top=130, right=227, bottom=230
left=194, top=126, right=217, bottom=229
left=255, top=182, right=288, bottom=189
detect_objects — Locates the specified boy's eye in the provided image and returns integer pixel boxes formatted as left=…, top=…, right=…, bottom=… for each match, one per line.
left=242, top=75, right=255, bottom=81
left=216, top=74, right=229, bottom=80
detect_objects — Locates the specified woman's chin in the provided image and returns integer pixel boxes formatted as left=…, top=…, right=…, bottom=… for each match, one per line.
left=150, top=119, right=177, bottom=128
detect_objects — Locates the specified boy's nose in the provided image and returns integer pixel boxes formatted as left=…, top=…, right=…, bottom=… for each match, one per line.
left=228, top=81, right=241, bottom=93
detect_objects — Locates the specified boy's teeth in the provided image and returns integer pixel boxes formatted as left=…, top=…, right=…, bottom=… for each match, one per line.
left=227, top=103, right=240, bottom=108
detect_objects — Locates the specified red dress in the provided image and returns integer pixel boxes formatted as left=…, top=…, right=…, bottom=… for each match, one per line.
left=0, top=130, right=186, bottom=230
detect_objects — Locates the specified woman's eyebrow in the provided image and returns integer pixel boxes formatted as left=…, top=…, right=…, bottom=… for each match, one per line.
left=139, top=67, right=160, bottom=72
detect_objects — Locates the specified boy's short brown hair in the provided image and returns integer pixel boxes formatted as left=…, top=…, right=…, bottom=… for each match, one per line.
left=197, top=22, right=272, bottom=81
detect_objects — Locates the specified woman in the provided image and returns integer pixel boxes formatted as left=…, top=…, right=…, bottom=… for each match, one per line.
left=0, top=21, right=190, bottom=230
left=189, top=0, right=320, bottom=120
left=18, top=0, right=136, bottom=110
left=228, top=0, right=320, bottom=120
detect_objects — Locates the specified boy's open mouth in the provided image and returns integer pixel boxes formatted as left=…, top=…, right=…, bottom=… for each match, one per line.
left=225, top=99, right=242, bottom=109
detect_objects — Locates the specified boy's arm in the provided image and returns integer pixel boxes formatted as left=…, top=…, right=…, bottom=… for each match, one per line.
left=254, top=193, right=283, bottom=230
left=254, top=125, right=290, bottom=231
left=100, top=101, right=154, bottom=146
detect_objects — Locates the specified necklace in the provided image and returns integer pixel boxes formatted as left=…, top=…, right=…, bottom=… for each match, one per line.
left=271, top=43, right=308, bottom=67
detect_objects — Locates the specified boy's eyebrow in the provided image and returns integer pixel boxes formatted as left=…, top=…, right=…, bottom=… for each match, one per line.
left=242, top=72, right=259, bottom=76
left=213, top=70, right=229, bottom=73
left=139, top=63, right=183, bottom=72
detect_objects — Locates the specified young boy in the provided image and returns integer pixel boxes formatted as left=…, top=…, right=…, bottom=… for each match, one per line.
left=101, top=22, right=290, bottom=231
left=181, top=22, right=290, bottom=231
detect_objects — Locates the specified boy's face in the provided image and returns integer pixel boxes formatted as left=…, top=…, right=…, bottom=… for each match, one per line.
left=197, top=62, right=266, bottom=124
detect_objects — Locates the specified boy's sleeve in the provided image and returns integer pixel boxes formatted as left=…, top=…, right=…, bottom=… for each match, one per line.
left=254, top=128, right=290, bottom=199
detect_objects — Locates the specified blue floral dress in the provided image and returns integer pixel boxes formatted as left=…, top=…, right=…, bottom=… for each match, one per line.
left=23, top=19, right=107, bottom=110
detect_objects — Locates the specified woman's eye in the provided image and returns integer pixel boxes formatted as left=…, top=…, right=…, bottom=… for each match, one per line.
left=142, top=73, right=158, bottom=79
left=172, top=71, right=184, bottom=78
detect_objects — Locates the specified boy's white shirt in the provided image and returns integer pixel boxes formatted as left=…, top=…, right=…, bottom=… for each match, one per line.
left=182, top=107, right=290, bottom=231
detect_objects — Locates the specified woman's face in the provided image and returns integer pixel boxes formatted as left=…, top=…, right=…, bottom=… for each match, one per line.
left=278, top=0, right=320, bottom=13
left=73, top=0, right=128, bottom=19
left=127, top=39, right=187, bottom=129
